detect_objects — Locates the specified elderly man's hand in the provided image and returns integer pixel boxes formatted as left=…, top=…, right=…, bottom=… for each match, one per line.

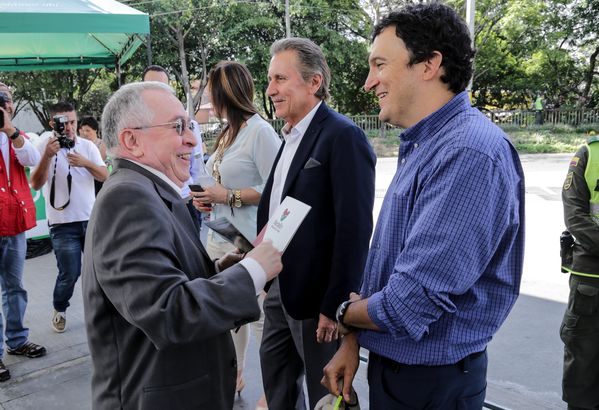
left=247, top=240, right=282, bottom=281
left=216, top=249, right=245, bottom=271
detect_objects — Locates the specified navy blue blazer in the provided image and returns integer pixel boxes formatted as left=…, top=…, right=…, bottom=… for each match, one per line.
left=257, top=102, right=376, bottom=320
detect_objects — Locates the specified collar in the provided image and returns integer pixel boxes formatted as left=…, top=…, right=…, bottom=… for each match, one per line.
left=126, top=159, right=183, bottom=196
left=281, top=101, right=323, bottom=140
left=400, top=91, right=470, bottom=143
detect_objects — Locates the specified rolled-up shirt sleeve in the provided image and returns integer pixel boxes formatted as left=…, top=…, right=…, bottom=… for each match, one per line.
left=367, top=147, right=515, bottom=341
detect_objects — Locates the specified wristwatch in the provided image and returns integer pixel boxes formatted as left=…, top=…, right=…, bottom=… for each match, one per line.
left=9, top=128, right=20, bottom=140
left=335, top=300, right=355, bottom=335
left=233, top=189, right=242, bottom=208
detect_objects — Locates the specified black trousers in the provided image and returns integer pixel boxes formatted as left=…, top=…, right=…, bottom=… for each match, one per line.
left=560, top=275, right=599, bottom=410
left=367, top=350, right=487, bottom=410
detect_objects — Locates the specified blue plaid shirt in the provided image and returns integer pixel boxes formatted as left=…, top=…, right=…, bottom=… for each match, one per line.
left=358, top=92, right=525, bottom=365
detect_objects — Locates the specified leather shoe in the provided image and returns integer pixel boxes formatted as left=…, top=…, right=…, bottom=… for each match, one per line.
left=0, top=359, right=10, bottom=382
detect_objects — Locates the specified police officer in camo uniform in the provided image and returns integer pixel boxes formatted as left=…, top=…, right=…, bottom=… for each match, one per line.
left=560, top=136, right=599, bottom=410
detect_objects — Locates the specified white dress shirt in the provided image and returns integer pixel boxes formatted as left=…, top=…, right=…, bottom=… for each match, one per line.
left=269, top=101, right=322, bottom=218
left=0, top=132, right=40, bottom=179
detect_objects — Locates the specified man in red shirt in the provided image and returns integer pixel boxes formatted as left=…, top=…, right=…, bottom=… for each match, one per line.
left=0, top=82, right=47, bottom=382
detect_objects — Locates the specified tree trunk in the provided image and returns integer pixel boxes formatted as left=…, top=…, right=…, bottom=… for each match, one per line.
left=581, top=44, right=598, bottom=107
left=174, top=25, right=193, bottom=117
left=192, top=38, right=208, bottom=114
left=262, top=90, right=273, bottom=119
left=28, top=101, right=51, bottom=131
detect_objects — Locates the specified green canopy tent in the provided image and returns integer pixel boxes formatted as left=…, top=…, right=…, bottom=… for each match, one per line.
left=0, top=0, right=149, bottom=74
left=0, top=0, right=149, bottom=245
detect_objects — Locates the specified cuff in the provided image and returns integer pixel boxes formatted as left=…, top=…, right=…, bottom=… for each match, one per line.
left=239, top=257, right=267, bottom=295
left=367, top=291, right=390, bottom=333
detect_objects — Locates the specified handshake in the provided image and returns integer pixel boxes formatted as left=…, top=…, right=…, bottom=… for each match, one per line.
left=216, top=240, right=282, bottom=281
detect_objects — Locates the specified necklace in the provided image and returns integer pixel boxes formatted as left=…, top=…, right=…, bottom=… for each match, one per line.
left=212, top=138, right=225, bottom=184
left=212, top=121, right=246, bottom=184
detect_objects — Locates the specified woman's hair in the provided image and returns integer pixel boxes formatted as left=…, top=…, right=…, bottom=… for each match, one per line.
left=208, top=61, right=259, bottom=150
left=80, top=116, right=99, bottom=131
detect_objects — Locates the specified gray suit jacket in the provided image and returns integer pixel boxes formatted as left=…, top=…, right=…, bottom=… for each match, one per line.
left=82, top=159, right=260, bottom=410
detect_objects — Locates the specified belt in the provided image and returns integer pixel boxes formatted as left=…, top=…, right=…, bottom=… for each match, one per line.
left=370, top=349, right=486, bottom=374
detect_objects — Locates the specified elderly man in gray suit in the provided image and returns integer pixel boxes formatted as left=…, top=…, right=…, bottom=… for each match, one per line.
left=82, top=81, right=282, bottom=410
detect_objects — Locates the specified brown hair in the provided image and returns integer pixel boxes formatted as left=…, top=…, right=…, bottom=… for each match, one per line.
left=208, top=61, right=259, bottom=150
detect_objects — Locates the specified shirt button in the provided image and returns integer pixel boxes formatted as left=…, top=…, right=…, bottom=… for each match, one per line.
left=401, top=158, right=406, bottom=164
left=0, top=187, right=5, bottom=192
left=13, top=189, right=18, bottom=194
left=414, top=143, right=419, bottom=148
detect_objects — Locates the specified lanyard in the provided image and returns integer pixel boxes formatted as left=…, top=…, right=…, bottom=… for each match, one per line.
left=49, top=153, right=72, bottom=210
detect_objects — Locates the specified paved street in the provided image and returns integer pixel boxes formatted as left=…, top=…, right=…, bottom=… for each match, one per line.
left=0, top=154, right=572, bottom=409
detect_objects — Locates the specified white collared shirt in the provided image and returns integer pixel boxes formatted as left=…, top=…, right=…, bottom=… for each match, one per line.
left=0, top=132, right=40, bottom=179
left=32, top=134, right=104, bottom=225
left=269, top=101, right=322, bottom=218
left=127, top=159, right=183, bottom=197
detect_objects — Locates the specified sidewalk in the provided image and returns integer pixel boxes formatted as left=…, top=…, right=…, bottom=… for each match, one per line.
left=0, top=251, right=371, bottom=410
left=0, top=253, right=90, bottom=410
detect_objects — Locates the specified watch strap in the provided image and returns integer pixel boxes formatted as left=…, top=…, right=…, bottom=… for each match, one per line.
left=9, top=128, right=20, bottom=140
left=336, top=300, right=355, bottom=335
left=234, top=189, right=242, bottom=208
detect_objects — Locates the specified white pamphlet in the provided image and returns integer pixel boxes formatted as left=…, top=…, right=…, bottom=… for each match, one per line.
left=254, top=196, right=311, bottom=252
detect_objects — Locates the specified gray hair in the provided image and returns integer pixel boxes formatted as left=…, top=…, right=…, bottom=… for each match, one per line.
left=101, top=81, right=174, bottom=156
left=270, top=37, right=331, bottom=100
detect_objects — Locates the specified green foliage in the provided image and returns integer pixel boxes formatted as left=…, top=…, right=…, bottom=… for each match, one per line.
left=2, top=0, right=597, bottom=125
left=508, top=129, right=585, bottom=153
left=366, top=125, right=592, bottom=157
left=0, top=69, right=115, bottom=130
left=288, top=0, right=376, bottom=115
left=448, top=0, right=597, bottom=110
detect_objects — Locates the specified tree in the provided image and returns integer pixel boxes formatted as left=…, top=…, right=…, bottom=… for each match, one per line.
left=128, top=0, right=225, bottom=116
left=286, top=0, right=377, bottom=114
left=0, top=69, right=108, bottom=130
left=447, top=0, right=597, bottom=109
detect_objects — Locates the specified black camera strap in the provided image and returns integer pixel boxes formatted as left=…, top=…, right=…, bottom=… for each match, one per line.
left=49, top=153, right=72, bottom=210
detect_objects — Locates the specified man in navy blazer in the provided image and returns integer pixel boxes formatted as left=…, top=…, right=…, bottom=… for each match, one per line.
left=257, top=37, right=376, bottom=410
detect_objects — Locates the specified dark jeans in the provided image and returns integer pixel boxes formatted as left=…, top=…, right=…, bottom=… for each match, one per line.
left=560, top=275, right=599, bottom=409
left=49, top=221, right=87, bottom=312
left=367, top=350, right=487, bottom=410
left=0, top=233, right=29, bottom=357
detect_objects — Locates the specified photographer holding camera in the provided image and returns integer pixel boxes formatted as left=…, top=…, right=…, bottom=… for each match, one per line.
left=30, top=102, right=107, bottom=333
left=0, top=82, right=46, bottom=382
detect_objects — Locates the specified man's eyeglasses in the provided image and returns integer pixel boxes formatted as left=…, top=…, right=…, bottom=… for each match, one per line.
left=131, top=118, right=194, bottom=136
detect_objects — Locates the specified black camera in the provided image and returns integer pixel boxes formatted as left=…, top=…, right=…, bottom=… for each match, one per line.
left=52, top=115, right=75, bottom=149
left=0, top=91, right=8, bottom=129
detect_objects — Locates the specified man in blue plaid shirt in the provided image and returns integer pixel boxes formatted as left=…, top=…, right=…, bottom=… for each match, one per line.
left=322, top=3, right=525, bottom=409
